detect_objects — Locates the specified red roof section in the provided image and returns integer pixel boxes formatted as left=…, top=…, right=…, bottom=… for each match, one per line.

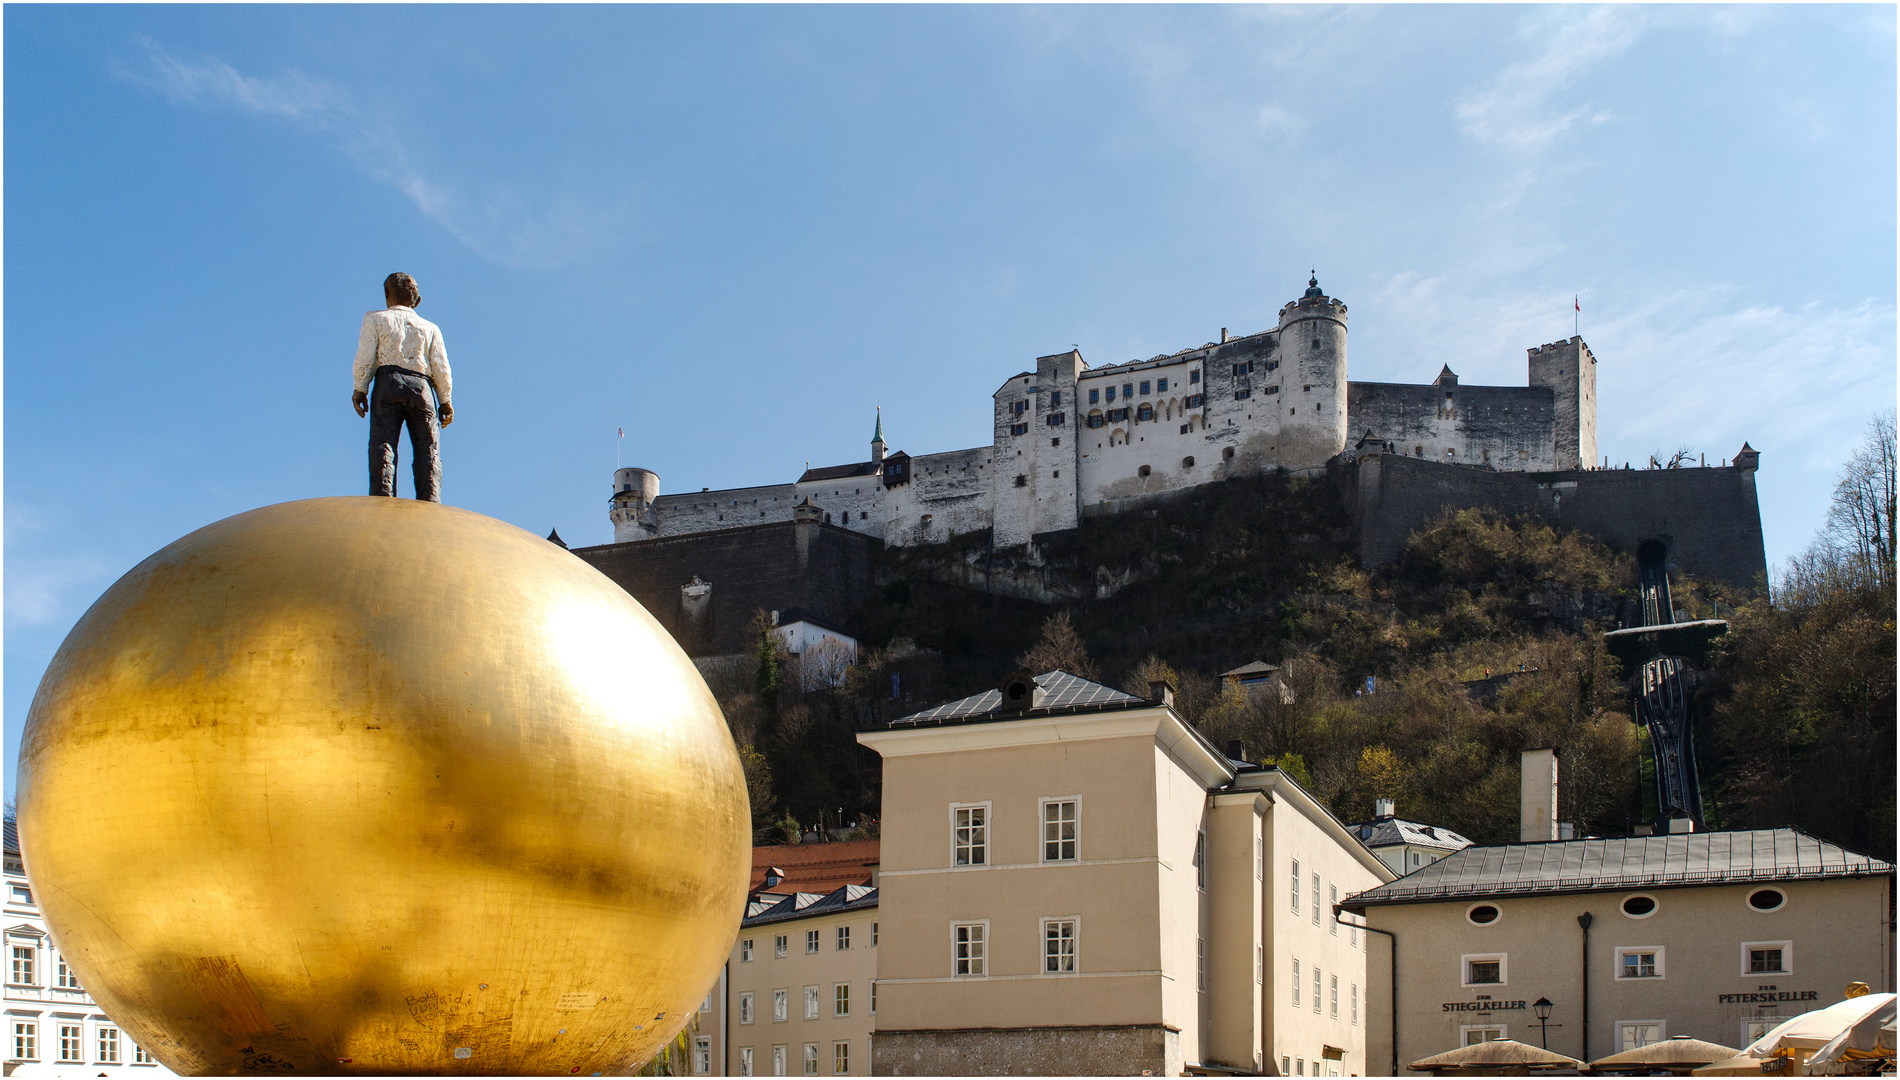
left=751, top=840, right=879, bottom=898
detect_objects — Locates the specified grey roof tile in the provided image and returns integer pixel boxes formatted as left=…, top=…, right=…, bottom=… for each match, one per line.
left=1343, top=827, right=1892, bottom=909
left=742, top=883, right=879, bottom=928
left=892, top=671, right=1142, bottom=725
left=1348, top=817, right=1473, bottom=852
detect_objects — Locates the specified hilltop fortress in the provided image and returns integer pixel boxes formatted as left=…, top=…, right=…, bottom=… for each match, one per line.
left=579, top=277, right=1765, bottom=654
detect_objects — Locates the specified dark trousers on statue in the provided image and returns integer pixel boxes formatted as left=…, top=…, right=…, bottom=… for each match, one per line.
left=368, top=366, right=441, bottom=502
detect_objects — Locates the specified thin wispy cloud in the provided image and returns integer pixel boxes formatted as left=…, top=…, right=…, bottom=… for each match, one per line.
left=117, top=38, right=625, bottom=271
left=1456, top=7, right=1641, bottom=148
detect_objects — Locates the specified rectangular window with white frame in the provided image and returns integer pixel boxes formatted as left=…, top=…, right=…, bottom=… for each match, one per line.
left=135, top=1042, right=154, bottom=1064
left=803, top=985, right=820, bottom=1020
left=775, top=935, right=788, bottom=959
left=1312, top=965, right=1320, bottom=1013
left=1312, top=873, right=1321, bottom=925
left=1742, top=941, right=1793, bottom=976
left=772, top=1045, right=786, bottom=1077
left=1331, top=974, right=1339, bottom=1018
left=11, top=943, right=37, bottom=985
left=701, top=992, right=713, bottom=1013
left=58, top=1022, right=82, bottom=1062
left=1461, top=1025, right=1506, bottom=1045
left=1617, top=1021, right=1666, bottom=1051
left=1197, top=938, right=1206, bottom=991
left=740, top=1046, right=756, bottom=1076
left=1291, top=860, right=1300, bottom=913
left=1351, top=982, right=1359, bottom=1025
left=1292, top=957, right=1301, bottom=1004
left=98, top=1026, right=120, bottom=1064
left=1255, top=946, right=1263, bottom=984
left=1615, top=947, right=1664, bottom=980
left=740, top=992, right=755, bottom=1024
left=1329, top=886, right=1338, bottom=934
left=832, top=1041, right=849, bottom=1075
left=1043, top=918, right=1077, bottom=974
left=833, top=983, right=849, bottom=1017
left=869, top=982, right=877, bottom=1014
left=871, top=922, right=878, bottom=946
left=952, top=922, right=987, bottom=976
left=952, top=804, right=989, bottom=867
left=694, top=1036, right=712, bottom=1074
left=13, top=1020, right=36, bottom=1061
left=772, top=988, right=788, bottom=1022
left=56, top=956, right=80, bottom=990
left=1255, top=837, right=1264, bottom=880
left=805, top=930, right=819, bottom=955
left=1462, top=953, right=1507, bottom=986
left=803, top=1043, right=818, bottom=1076
left=1744, top=1017, right=1790, bottom=1045
left=1041, top=798, right=1078, bottom=862
left=742, top=938, right=754, bottom=962
left=836, top=926, right=850, bottom=950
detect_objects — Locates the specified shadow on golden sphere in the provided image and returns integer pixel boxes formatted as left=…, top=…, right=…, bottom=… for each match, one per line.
left=19, top=498, right=750, bottom=1076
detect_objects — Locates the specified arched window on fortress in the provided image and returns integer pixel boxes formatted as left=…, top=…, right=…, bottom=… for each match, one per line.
left=1110, top=428, right=1128, bottom=447
left=1087, top=410, right=1104, bottom=429
left=1137, top=404, right=1154, bottom=422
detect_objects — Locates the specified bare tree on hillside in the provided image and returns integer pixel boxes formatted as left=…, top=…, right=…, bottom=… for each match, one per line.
left=1017, top=611, right=1100, bottom=681
left=1826, top=410, right=1896, bottom=597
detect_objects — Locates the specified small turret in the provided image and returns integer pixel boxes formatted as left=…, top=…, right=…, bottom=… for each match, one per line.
left=610, top=467, right=661, bottom=543
left=871, top=409, right=886, bottom=465
left=1274, top=274, right=1350, bottom=469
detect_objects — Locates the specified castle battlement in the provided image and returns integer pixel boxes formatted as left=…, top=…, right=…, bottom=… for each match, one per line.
left=612, top=277, right=1602, bottom=549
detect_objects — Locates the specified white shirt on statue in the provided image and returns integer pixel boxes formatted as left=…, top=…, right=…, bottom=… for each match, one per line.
left=353, top=305, right=451, bottom=406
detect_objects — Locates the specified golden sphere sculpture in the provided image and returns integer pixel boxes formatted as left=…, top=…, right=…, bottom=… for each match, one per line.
left=18, top=497, right=750, bottom=1076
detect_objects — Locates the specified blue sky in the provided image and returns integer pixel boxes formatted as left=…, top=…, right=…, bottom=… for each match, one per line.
left=6, top=5, right=1894, bottom=795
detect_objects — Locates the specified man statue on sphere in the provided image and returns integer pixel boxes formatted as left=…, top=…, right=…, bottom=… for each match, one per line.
left=352, top=272, right=454, bottom=501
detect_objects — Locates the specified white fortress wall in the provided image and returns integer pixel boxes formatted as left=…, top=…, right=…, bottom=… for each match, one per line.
left=885, top=447, right=992, bottom=546
left=795, top=470, right=884, bottom=535
left=650, top=483, right=798, bottom=536
left=1347, top=379, right=1560, bottom=471
left=1077, top=351, right=1218, bottom=507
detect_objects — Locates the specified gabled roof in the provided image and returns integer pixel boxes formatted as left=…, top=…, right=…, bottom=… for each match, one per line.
left=772, top=607, right=854, bottom=639
left=1343, top=827, right=1893, bottom=910
left=1348, top=817, right=1473, bottom=853
left=892, top=671, right=1141, bottom=725
left=798, top=461, right=881, bottom=483
left=743, top=883, right=879, bottom=928
left=749, top=840, right=878, bottom=897
left=1220, top=661, right=1283, bottom=679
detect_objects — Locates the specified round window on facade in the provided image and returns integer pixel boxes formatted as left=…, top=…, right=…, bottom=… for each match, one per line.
left=1747, top=888, right=1786, bottom=912
left=1621, top=894, right=1658, bottom=919
left=1466, top=904, right=1501, bottom=926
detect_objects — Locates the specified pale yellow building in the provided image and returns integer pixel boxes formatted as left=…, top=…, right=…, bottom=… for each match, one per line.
left=1342, top=828, right=1895, bottom=1073
left=722, top=886, right=880, bottom=1077
left=856, top=671, right=1393, bottom=1076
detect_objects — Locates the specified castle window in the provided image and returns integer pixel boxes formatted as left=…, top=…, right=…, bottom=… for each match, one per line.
left=1010, top=423, right=1028, bottom=436
left=1138, top=465, right=1152, bottom=478
left=1304, top=385, right=1311, bottom=392
left=1182, top=456, right=1195, bottom=468
left=1312, top=338, right=1321, bottom=349
left=1180, top=425, right=1189, bottom=434
left=1140, top=381, right=1151, bottom=395
left=1053, top=470, right=1059, bottom=478
left=1234, top=389, right=1251, bottom=400
left=1137, top=405, right=1154, bottom=422
left=1089, top=389, right=1099, bottom=404
left=860, top=512, right=867, bottom=520
left=1012, top=400, right=1027, bottom=415
left=1123, top=384, right=1133, bottom=399
left=1087, top=413, right=1104, bottom=429
left=1223, top=446, right=1235, bottom=460
left=1051, top=438, right=1060, bottom=446
left=1014, top=475, right=1027, bottom=488
left=1047, top=413, right=1066, bottom=426
left=1266, top=359, right=1279, bottom=371
left=1186, top=394, right=1203, bottom=408
left=1190, top=370, right=1200, bottom=383
left=1265, top=386, right=1279, bottom=395
left=1233, top=362, right=1251, bottom=376
left=1105, top=386, right=1116, bottom=401
left=1157, top=378, right=1168, bottom=392
left=1051, top=392, right=1062, bottom=408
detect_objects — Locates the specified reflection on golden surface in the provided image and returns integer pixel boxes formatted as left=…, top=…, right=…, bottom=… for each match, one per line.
left=18, top=498, right=749, bottom=1076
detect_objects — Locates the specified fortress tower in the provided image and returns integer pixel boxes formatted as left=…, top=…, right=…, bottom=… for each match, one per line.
left=1527, top=337, right=1598, bottom=470
left=1274, top=276, right=1349, bottom=469
left=609, top=466, right=660, bottom=543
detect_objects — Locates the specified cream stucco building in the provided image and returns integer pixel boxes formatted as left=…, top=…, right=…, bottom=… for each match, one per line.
left=721, top=886, right=880, bottom=1077
left=855, top=672, right=1393, bottom=1076
left=1340, top=827, right=1895, bottom=1074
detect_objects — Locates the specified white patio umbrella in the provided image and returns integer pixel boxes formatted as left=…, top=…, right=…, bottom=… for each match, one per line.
left=1806, top=996, right=1897, bottom=1069
left=1743, top=994, right=1896, bottom=1059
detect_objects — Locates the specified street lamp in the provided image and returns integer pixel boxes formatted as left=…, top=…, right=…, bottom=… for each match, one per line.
left=1533, top=997, right=1555, bottom=1049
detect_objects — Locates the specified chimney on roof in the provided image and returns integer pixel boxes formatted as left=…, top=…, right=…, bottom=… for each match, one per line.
left=1221, top=328, right=1229, bottom=343
left=1150, top=681, right=1175, bottom=708
left=1373, top=797, right=1396, bottom=820
left=1225, top=739, right=1246, bottom=762
left=999, top=672, right=1044, bottom=712
left=1520, top=748, right=1559, bottom=842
